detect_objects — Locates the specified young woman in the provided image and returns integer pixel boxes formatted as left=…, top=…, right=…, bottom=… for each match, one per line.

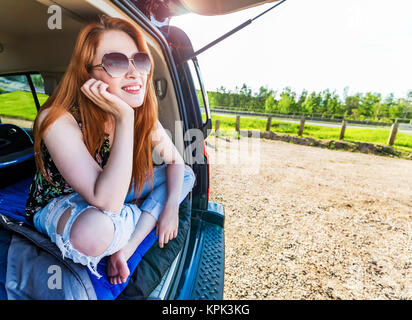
left=24, top=16, right=196, bottom=285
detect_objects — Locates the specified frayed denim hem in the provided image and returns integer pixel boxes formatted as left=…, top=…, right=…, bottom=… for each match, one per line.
left=55, top=233, right=105, bottom=279
left=35, top=193, right=142, bottom=279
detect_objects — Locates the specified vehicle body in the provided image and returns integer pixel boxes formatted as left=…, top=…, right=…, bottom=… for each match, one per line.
left=0, top=0, right=278, bottom=300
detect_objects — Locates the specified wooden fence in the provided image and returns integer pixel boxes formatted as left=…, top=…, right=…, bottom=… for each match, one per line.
left=210, top=107, right=412, bottom=126
left=213, top=115, right=401, bottom=146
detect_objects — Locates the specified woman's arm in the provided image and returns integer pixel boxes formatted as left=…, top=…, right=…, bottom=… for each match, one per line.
left=151, top=119, right=185, bottom=204
left=42, top=80, right=135, bottom=214
left=93, top=114, right=134, bottom=213
left=151, top=119, right=185, bottom=247
left=41, top=110, right=134, bottom=214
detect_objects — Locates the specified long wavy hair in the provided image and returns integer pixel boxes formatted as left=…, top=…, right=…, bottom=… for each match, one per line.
left=33, top=16, right=158, bottom=201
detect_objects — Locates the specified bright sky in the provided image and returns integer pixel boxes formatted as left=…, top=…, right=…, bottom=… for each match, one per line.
left=170, top=0, right=412, bottom=100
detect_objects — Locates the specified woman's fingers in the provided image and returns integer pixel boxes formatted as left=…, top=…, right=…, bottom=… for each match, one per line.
left=82, top=79, right=108, bottom=106
left=80, top=79, right=97, bottom=102
left=81, top=78, right=133, bottom=118
left=82, top=79, right=105, bottom=108
left=99, top=82, right=110, bottom=98
left=89, top=80, right=106, bottom=102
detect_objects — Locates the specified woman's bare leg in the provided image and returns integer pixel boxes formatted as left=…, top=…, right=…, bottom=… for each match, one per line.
left=57, top=206, right=115, bottom=257
left=107, top=210, right=156, bottom=285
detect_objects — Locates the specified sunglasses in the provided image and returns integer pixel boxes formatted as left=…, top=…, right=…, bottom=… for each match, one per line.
left=91, top=52, right=152, bottom=77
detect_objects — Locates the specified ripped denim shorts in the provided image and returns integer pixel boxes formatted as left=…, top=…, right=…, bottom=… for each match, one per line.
left=32, top=163, right=196, bottom=279
left=33, top=192, right=141, bottom=279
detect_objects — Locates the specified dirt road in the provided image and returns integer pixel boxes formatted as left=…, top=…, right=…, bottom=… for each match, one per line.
left=206, top=135, right=412, bottom=299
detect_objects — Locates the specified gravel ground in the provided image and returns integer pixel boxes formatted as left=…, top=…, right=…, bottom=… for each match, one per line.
left=206, top=135, right=412, bottom=300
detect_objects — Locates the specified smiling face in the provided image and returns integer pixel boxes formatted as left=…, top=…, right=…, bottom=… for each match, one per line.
left=90, top=30, right=148, bottom=108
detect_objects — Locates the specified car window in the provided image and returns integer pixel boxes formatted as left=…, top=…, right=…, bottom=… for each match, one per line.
left=187, top=58, right=209, bottom=124
left=0, top=74, right=48, bottom=129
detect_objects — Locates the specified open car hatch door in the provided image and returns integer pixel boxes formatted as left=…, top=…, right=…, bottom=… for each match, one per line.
left=172, top=0, right=281, bottom=16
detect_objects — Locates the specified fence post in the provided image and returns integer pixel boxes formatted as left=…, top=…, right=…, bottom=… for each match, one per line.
left=236, top=115, right=240, bottom=132
left=387, top=119, right=399, bottom=146
left=339, top=119, right=346, bottom=140
left=298, top=117, right=305, bottom=137
left=266, top=116, right=272, bottom=131
left=215, top=120, right=220, bottom=137
left=410, top=119, right=412, bottom=125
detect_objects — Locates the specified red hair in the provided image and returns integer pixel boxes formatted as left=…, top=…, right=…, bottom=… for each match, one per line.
left=33, top=16, right=158, bottom=200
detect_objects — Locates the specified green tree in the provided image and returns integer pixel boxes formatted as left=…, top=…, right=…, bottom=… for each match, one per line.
left=328, top=91, right=344, bottom=118
left=255, top=86, right=274, bottom=112
left=359, top=92, right=381, bottom=118
left=388, top=103, right=401, bottom=119
left=264, top=94, right=276, bottom=113
left=302, top=91, right=322, bottom=115
left=392, top=98, right=410, bottom=119
left=296, top=89, right=308, bottom=115
left=377, top=93, right=396, bottom=119
left=239, top=83, right=252, bottom=111
left=319, top=89, right=332, bottom=116
left=405, top=90, right=412, bottom=119
left=345, top=93, right=361, bottom=118
left=277, top=87, right=296, bottom=114
left=214, top=86, right=229, bottom=107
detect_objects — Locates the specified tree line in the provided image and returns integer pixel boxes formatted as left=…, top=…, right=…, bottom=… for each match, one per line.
left=200, top=84, right=412, bottom=123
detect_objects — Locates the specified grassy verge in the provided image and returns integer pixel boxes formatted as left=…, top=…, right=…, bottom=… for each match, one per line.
left=0, top=91, right=48, bottom=120
left=208, top=113, right=412, bottom=154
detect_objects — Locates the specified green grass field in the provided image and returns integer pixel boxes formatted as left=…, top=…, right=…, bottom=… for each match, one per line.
left=208, top=113, right=412, bottom=153
left=0, top=91, right=48, bottom=120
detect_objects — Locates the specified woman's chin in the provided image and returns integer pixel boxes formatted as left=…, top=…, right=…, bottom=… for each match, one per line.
left=130, top=101, right=144, bottom=108
left=123, top=97, right=144, bottom=109
left=119, top=91, right=145, bottom=108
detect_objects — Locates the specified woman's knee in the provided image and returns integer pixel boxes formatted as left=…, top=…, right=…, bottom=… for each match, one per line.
left=68, top=207, right=115, bottom=257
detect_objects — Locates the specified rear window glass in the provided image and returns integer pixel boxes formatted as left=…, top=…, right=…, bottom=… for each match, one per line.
left=187, top=59, right=209, bottom=124
left=0, top=74, right=48, bottom=129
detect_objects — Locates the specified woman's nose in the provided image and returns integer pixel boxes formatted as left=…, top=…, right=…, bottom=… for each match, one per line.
left=126, top=60, right=147, bottom=78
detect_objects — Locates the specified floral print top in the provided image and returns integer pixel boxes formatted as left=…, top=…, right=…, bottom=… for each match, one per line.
left=25, top=106, right=111, bottom=224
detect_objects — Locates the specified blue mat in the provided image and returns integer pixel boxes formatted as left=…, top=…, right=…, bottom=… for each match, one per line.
left=0, top=178, right=156, bottom=300
left=88, top=228, right=157, bottom=300
left=0, top=178, right=32, bottom=224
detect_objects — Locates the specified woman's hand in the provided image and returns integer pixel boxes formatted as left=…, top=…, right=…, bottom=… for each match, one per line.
left=156, top=201, right=179, bottom=248
left=81, top=78, right=134, bottom=120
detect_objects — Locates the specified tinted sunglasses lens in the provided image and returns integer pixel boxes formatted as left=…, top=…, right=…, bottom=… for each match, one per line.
left=133, top=53, right=152, bottom=74
left=102, top=52, right=129, bottom=77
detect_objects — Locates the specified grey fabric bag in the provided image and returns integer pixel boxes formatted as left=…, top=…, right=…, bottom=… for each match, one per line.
left=1, top=215, right=96, bottom=300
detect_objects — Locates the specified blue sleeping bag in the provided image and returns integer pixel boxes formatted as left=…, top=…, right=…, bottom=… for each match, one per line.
left=0, top=178, right=157, bottom=300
